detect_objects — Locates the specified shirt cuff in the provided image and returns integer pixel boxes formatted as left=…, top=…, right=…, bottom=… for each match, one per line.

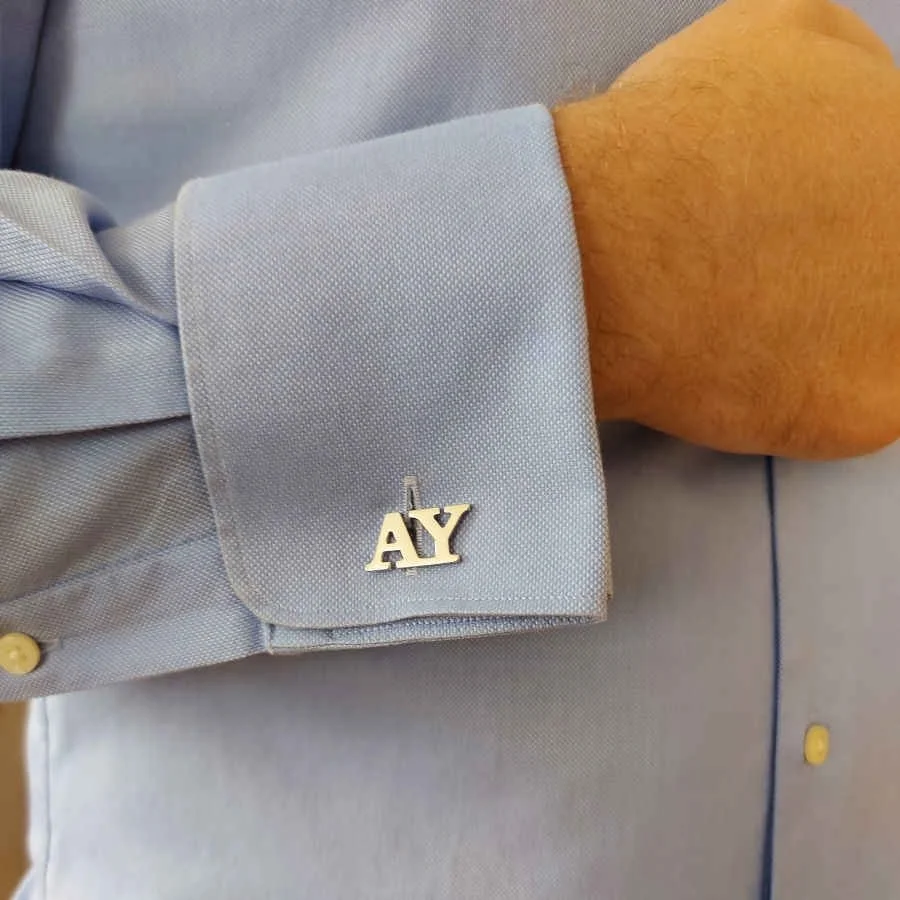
left=173, top=104, right=610, bottom=649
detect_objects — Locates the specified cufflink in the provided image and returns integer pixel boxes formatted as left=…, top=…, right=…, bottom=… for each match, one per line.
left=365, top=503, right=471, bottom=571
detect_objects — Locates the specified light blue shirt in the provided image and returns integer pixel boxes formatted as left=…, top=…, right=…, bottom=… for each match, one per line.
left=3, top=0, right=899, bottom=897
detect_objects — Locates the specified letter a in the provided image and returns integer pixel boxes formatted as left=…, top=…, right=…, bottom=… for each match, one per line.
left=364, top=512, right=422, bottom=571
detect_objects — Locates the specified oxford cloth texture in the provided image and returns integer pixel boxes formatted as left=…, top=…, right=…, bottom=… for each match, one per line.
left=5, top=0, right=900, bottom=898
left=175, top=106, right=607, bottom=632
left=1, top=104, right=608, bottom=697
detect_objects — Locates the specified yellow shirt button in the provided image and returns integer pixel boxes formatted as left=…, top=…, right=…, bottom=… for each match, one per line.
left=804, top=723, right=830, bottom=766
left=0, top=632, right=42, bottom=676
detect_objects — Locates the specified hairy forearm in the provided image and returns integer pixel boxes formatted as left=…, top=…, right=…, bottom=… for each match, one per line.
left=549, top=0, right=900, bottom=460
left=552, top=95, right=664, bottom=425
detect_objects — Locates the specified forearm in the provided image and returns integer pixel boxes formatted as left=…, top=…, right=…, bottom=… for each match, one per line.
left=550, top=0, right=900, bottom=459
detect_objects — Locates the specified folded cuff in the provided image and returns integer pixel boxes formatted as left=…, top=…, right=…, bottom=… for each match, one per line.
left=174, top=104, right=610, bottom=643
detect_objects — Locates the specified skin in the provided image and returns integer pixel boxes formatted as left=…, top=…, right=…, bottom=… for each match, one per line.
left=552, top=0, right=900, bottom=459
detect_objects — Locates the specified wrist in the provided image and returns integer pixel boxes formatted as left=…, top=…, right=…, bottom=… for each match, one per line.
left=552, top=95, right=662, bottom=424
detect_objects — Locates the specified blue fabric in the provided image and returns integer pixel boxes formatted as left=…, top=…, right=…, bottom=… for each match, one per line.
left=0, top=177, right=187, bottom=438
left=0, top=0, right=46, bottom=167
left=1, top=22, right=608, bottom=698
left=175, top=105, right=607, bottom=632
left=5, top=0, right=900, bottom=898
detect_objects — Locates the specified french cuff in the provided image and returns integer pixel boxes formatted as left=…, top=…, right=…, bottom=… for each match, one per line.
left=174, top=104, right=611, bottom=650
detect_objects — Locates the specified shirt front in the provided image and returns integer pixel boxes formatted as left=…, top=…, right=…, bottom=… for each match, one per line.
left=2, top=1, right=900, bottom=898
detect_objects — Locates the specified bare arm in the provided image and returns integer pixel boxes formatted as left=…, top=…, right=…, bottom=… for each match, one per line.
left=555, top=0, right=900, bottom=459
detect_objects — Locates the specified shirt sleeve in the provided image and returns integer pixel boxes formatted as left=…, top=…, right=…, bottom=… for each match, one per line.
left=0, top=105, right=611, bottom=700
